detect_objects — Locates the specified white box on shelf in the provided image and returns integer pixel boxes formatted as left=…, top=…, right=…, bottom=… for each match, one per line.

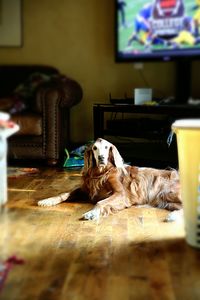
left=134, top=88, right=152, bottom=105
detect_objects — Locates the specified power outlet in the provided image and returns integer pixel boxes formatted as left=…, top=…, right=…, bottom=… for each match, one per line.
left=134, top=63, right=144, bottom=70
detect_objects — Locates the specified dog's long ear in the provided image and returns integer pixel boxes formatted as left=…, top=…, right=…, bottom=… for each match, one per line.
left=82, top=148, right=95, bottom=173
left=109, top=145, right=127, bottom=175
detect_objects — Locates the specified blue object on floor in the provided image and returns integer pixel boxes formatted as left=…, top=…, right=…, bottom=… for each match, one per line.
left=63, top=142, right=93, bottom=169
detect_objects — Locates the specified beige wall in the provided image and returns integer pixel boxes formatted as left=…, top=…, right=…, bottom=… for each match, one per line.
left=0, top=0, right=199, bottom=143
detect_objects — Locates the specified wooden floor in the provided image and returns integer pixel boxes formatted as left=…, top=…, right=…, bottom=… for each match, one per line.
left=0, top=167, right=200, bottom=300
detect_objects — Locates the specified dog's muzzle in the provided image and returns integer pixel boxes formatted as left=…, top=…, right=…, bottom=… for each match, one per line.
left=98, top=155, right=105, bottom=165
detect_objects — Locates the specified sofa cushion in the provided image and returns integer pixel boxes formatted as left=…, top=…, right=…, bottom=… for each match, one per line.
left=0, top=72, right=58, bottom=115
left=0, top=65, right=58, bottom=98
left=12, top=113, right=42, bottom=136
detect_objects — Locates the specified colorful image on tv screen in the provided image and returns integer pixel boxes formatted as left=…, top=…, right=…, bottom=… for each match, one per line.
left=117, top=0, right=200, bottom=60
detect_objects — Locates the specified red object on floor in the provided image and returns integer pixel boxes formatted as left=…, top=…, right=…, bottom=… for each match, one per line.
left=0, top=256, right=25, bottom=292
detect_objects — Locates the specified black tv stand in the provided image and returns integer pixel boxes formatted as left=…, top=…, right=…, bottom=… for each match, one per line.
left=93, top=103, right=200, bottom=168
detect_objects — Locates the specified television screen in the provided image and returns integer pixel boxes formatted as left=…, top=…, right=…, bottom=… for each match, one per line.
left=116, top=0, right=200, bottom=62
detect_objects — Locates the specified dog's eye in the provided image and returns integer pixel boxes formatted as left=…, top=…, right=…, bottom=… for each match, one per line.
left=93, top=146, right=97, bottom=151
left=105, top=146, right=108, bottom=149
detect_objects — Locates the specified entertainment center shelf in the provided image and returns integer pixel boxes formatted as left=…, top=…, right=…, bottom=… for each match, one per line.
left=93, top=103, right=200, bottom=168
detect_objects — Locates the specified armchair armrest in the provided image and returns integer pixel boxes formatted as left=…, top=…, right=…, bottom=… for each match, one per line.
left=35, top=75, right=83, bottom=112
left=34, top=75, right=83, bottom=162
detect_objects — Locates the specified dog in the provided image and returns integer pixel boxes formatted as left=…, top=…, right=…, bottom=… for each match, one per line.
left=38, top=138, right=182, bottom=221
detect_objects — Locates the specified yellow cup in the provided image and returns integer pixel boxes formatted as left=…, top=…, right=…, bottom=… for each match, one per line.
left=172, top=119, right=200, bottom=248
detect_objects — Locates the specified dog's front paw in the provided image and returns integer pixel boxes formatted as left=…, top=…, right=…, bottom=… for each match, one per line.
left=164, top=209, right=183, bottom=222
left=82, top=207, right=101, bottom=221
left=38, top=198, right=58, bottom=207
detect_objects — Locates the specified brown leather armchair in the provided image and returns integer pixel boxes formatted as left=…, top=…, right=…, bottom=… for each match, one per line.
left=0, top=65, right=83, bottom=165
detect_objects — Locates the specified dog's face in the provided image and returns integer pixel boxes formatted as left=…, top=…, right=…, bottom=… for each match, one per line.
left=92, top=138, right=112, bottom=167
left=83, top=138, right=127, bottom=174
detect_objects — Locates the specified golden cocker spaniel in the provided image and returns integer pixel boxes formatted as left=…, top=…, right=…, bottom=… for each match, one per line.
left=38, top=138, right=182, bottom=221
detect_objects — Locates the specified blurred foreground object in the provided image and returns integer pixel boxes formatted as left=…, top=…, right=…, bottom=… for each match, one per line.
left=0, top=112, right=19, bottom=207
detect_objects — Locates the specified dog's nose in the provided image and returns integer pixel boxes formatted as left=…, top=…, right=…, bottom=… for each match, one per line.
left=98, top=155, right=104, bottom=163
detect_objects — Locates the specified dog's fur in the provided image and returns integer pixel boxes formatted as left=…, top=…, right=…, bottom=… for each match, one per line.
left=38, top=138, right=182, bottom=221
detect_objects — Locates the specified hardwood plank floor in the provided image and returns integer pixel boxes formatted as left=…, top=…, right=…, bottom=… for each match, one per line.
left=0, top=167, right=200, bottom=300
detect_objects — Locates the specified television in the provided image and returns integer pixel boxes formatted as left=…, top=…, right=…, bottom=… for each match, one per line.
left=115, top=0, right=200, bottom=102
